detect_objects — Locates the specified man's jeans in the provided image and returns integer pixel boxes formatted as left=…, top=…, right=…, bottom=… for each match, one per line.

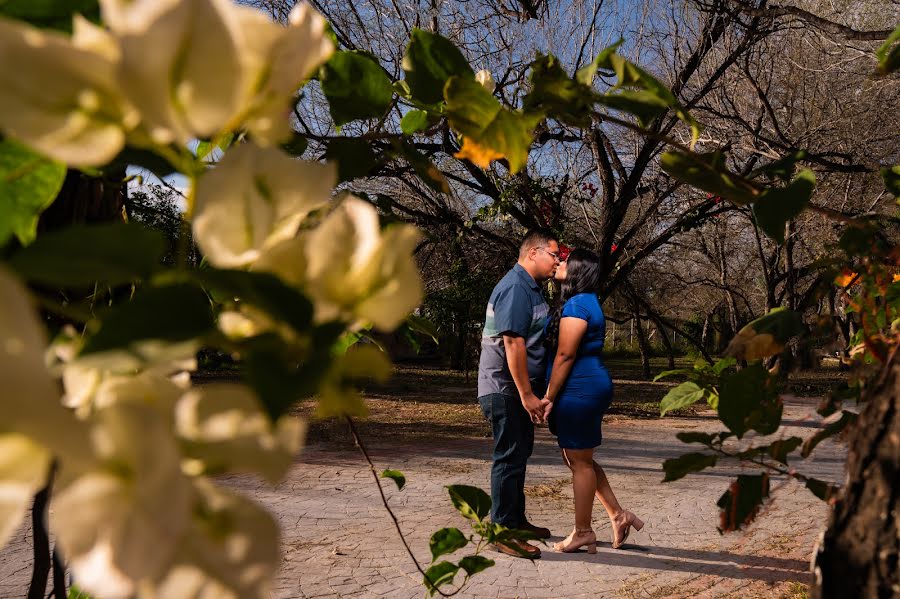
left=478, top=393, right=534, bottom=529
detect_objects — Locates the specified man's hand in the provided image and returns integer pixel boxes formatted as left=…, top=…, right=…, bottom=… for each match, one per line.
left=521, top=392, right=545, bottom=423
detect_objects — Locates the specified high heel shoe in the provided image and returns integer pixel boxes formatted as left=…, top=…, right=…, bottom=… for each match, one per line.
left=611, top=510, right=644, bottom=549
left=553, top=528, right=597, bottom=553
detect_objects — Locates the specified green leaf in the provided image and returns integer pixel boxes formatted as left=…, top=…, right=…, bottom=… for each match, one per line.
left=320, top=51, right=393, bottom=126
left=9, top=222, right=165, bottom=287
left=718, top=364, right=782, bottom=439
left=752, top=169, right=816, bottom=243
left=458, top=555, right=494, bottom=576
left=748, top=150, right=808, bottom=182
left=711, top=357, right=737, bottom=374
left=0, top=139, right=66, bottom=246
left=429, top=527, right=468, bottom=561
left=596, top=89, right=670, bottom=127
left=717, top=474, right=770, bottom=532
left=444, top=75, right=540, bottom=173
left=522, top=54, right=595, bottom=126
left=652, top=368, right=694, bottom=381
left=876, top=26, right=900, bottom=75
left=659, top=381, right=706, bottom=416
left=324, top=138, right=377, bottom=182
left=405, top=313, right=439, bottom=344
left=766, top=436, right=802, bottom=465
left=192, top=269, right=314, bottom=334
left=724, top=307, right=805, bottom=362
left=801, top=410, right=856, bottom=458
left=381, top=469, right=406, bottom=491
left=447, top=484, right=491, bottom=522
left=400, top=109, right=431, bottom=134
left=575, top=40, right=622, bottom=86
left=805, top=478, right=839, bottom=501
left=423, top=561, right=459, bottom=595
left=675, top=431, right=732, bottom=446
left=0, top=0, right=99, bottom=31
left=402, top=29, right=473, bottom=105
left=881, top=166, right=900, bottom=198
left=195, top=133, right=233, bottom=160
left=662, top=452, right=718, bottom=482
left=81, top=284, right=214, bottom=354
left=660, top=151, right=760, bottom=205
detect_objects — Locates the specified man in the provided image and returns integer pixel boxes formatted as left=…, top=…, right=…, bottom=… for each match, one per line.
left=477, top=229, right=561, bottom=558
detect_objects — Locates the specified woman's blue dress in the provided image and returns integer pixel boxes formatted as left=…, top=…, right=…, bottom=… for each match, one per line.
left=546, top=293, right=613, bottom=449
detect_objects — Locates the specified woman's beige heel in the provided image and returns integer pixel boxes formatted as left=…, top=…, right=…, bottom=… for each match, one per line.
left=553, top=528, right=597, bottom=553
left=612, top=510, right=643, bottom=549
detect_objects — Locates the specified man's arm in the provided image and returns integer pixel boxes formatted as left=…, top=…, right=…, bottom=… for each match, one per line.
left=503, top=334, right=546, bottom=423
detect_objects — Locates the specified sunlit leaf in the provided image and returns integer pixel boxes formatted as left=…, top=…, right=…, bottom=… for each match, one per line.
left=445, top=76, right=540, bottom=173
left=717, top=474, right=770, bottom=532
left=0, top=139, right=66, bottom=246
left=447, top=484, right=491, bottom=522
left=876, top=26, right=900, bottom=75
left=659, top=381, right=706, bottom=416
left=724, top=307, right=804, bottom=361
left=429, top=527, right=468, bottom=561
left=321, top=51, right=393, bottom=126
left=881, top=165, right=900, bottom=198
left=423, top=561, right=458, bottom=596
left=402, top=29, right=473, bottom=105
left=400, top=109, right=431, bottom=134
left=381, top=469, right=406, bottom=491
left=523, top=54, right=595, bottom=126
left=458, top=555, right=494, bottom=576
left=660, top=151, right=759, bottom=205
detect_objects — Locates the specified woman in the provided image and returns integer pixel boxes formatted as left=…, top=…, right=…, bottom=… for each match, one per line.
left=543, top=248, right=643, bottom=552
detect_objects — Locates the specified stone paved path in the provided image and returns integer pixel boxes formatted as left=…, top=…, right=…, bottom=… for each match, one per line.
left=0, top=397, right=845, bottom=598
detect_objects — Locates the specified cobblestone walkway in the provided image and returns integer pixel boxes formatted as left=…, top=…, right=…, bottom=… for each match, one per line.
left=1, top=397, right=844, bottom=598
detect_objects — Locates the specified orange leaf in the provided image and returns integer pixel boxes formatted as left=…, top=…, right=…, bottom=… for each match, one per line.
left=454, top=139, right=504, bottom=169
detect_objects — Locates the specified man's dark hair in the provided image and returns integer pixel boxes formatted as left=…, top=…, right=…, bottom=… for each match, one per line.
left=545, top=248, right=601, bottom=348
left=519, top=228, right=557, bottom=259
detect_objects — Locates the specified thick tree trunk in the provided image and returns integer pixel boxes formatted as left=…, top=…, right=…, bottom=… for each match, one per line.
left=38, top=169, right=126, bottom=233
left=814, top=348, right=900, bottom=598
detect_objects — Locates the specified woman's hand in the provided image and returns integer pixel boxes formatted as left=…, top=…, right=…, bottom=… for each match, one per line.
left=542, top=397, right=554, bottom=421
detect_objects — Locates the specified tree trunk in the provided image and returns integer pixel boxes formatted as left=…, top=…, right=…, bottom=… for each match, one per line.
left=814, top=348, right=900, bottom=598
left=38, top=169, right=127, bottom=232
left=631, top=309, right=652, bottom=379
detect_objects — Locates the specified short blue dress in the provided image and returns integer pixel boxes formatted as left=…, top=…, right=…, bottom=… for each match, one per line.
left=545, top=293, right=613, bottom=449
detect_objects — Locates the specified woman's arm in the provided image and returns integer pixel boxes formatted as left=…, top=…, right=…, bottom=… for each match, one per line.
left=544, top=316, right=588, bottom=404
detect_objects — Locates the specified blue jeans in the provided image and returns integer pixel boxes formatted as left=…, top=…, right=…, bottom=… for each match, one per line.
left=478, top=392, right=535, bottom=528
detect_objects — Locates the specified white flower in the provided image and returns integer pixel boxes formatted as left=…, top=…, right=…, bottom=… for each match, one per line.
left=192, top=143, right=335, bottom=267
left=233, top=3, right=334, bottom=145
left=0, top=434, right=51, bottom=550
left=0, top=16, right=136, bottom=166
left=150, top=479, right=279, bottom=598
left=175, top=384, right=305, bottom=483
left=52, top=403, right=193, bottom=599
left=475, top=69, right=496, bottom=94
left=304, top=196, right=424, bottom=330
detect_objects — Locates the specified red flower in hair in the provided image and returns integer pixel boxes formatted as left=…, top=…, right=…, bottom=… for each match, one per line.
left=558, top=243, right=572, bottom=261
left=610, top=243, right=618, bottom=253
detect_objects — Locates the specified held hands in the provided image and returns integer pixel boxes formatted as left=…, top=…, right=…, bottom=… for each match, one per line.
left=522, top=392, right=553, bottom=424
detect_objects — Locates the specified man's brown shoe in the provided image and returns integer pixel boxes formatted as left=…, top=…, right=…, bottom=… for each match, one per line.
left=491, top=539, right=541, bottom=559
left=519, top=521, right=552, bottom=539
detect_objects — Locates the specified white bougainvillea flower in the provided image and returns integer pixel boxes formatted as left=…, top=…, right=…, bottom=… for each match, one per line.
left=235, top=2, right=334, bottom=145
left=475, top=69, right=496, bottom=94
left=175, top=384, right=305, bottom=483
left=304, top=196, right=424, bottom=330
left=52, top=402, right=193, bottom=599
left=192, top=143, right=335, bottom=267
left=150, top=478, right=279, bottom=598
left=316, top=345, right=391, bottom=418
left=0, top=434, right=51, bottom=550
left=0, top=17, right=137, bottom=166
left=111, top=0, right=245, bottom=145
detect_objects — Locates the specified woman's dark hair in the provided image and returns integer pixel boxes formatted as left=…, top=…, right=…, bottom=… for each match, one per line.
left=545, top=248, right=601, bottom=348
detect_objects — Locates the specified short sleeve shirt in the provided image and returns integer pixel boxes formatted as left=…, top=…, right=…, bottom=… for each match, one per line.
left=477, top=264, right=549, bottom=397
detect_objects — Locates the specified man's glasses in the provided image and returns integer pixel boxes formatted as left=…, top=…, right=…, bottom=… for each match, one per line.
left=537, top=247, right=561, bottom=261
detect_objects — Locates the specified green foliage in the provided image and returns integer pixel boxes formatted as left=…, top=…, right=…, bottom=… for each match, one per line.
left=400, top=109, right=431, bottom=134
left=752, top=170, right=816, bottom=242
left=9, top=222, right=165, bottom=286
left=81, top=283, right=215, bottom=354
left=662, top=452, right=718, bottom=482
left=458, top=555, right=494, bottom=576
left=0, top=0, right=99, bottom=31
left=660, top=151, right=758, bottom=205
left=320, top=51, right=394, bottom=126
left=402, top=28, right=473, bottom=105
left=447, top=484, right=491, bottom=522
left=881, top=165, right=900, bottom=198
left=423, top=561, right=459, bottom=596
left=429, top=527, right=468, bottom=561
left=0, top=138, right=66, bottom=246
left=876, top=26, right=900, bottom=75
left=444, top=75, right=540, bottom=173
left=381, top=469, right=406, bottom=490
left=394, top=141, right=449, bottom=193
left=724, top=307, right=805, bottom=361
left=659, top=381, right=706, bottom=416
left=718, top=364, right=782, bottom=439
left=523, top=54, right=595, bottom=126
left=325, top=138, right=377, bottom=182
left=717, top=474, right=770, bottom=532
left=655, top=357, right=734, bottom=412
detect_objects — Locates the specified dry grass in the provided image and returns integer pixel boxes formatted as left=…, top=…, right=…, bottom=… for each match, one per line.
left=524, top=477, right=570, bottom=500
